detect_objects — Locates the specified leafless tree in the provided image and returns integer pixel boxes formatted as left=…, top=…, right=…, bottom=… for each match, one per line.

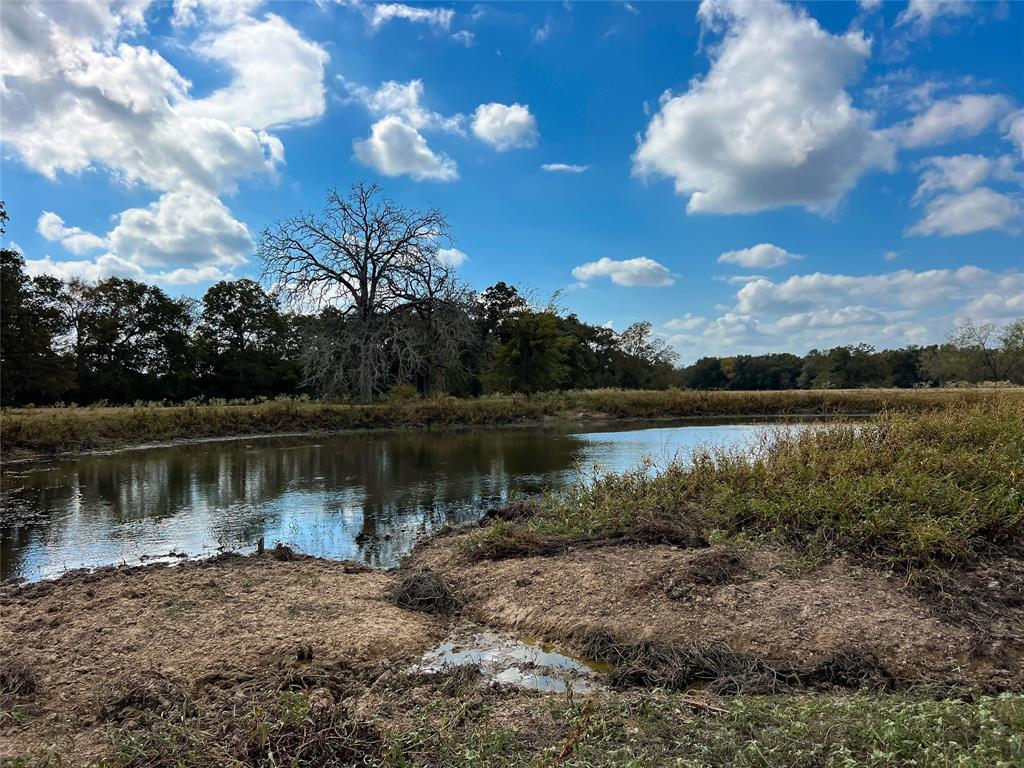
left=258, top=183, right=473, bottom=401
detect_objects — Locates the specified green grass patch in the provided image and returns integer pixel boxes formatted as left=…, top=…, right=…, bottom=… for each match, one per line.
left=469, top=397, right=1024, bottom=571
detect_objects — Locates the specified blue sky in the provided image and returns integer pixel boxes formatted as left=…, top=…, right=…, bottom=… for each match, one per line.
left=2, top=0, right=1022, bottom=362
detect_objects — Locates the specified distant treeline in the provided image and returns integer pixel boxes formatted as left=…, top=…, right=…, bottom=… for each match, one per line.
left=2, top=193, right=1022, bottom=407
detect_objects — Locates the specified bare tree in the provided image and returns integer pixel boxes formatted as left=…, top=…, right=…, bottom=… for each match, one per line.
left=258, top=183, right=472, bottom=401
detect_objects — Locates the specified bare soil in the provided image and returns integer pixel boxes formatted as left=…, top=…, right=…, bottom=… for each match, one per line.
left=2, top=537, right=1022, bottom=765
left=409, top=534, right=1024, bottom=689
left=0, top=552, right=443, bottom=763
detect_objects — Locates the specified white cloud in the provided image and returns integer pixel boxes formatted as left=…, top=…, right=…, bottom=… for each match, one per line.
left=884, top=250, right=901, bottom=261
left=24, top=254, right=146, bottom=283
left=533, top=18, right=553, bottom=43
left=180, top=14, right=329, bottom=131
left=368, top=3, right=453, bottom=30
left=735, top=266, right=1001, bottom=315
left=436, top=247, right=468, bottom=267
left=36, top=212, right=108, bottom=254
left=664, top=313, right=707, bottom=331
left=858, top=0, right=883, bottom=12
left=1004, top=110, right=1024, bottom=159
left=912, top=154, right=993, bottom=202
left=353, top=116, right=458, bottom=181
left=717, top=243, right=801, bottom=269
left=572, top=257, right=674, bottom=287
left=0, top=2, right=322, bottom=195
left=907, top=187, right=1022, bottom=237
left=666, top=264, right=1024, bottom=362
left=895, top=94, right=1012, bottom=148
left=2, top=0, right=324, bottom=287
left=107, top=189, right=253, bottom=268
left=451, top=30, right=474, bottom=46
left=340, top=77, right=464, bottom=133
left=541, top=163, right=588, bottom=173
left=895, top=0, right=972, bottom=33
left=633, top=0, right=892, bottom=214
left=29, top=188, right=253, bottom=287
left=471, top=103, right=538, bottom=151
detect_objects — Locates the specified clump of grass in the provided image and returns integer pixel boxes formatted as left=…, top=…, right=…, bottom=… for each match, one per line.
left=3, top=387, right=1017, bottom=457
left=0, top=659, right=38, bottom=698
left=470, top=399, right=1024, bottom=573
left=578, top=629, right=892, bottom=695
left=391, top=569, right=461, bottom=614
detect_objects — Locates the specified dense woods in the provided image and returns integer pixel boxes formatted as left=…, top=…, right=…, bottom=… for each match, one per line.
left=2, top=195, right=1022, bottom=407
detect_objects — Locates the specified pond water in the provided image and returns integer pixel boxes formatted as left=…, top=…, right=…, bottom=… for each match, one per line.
left=0, top=417, right=817, bottom=582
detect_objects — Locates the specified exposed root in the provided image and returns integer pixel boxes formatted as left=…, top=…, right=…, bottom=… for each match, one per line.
left=392, top=569, right=461, bottom=614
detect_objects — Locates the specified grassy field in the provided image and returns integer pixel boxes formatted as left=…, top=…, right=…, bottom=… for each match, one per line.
left=469, top=396, right=1024, bottom=574
left=3, top=387, right=1020, bottom=458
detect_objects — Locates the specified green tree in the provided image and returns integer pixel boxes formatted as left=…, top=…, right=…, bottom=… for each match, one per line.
left=196, top=279, right=296, bottom=398
left=484, top=311, right=571, bottom=393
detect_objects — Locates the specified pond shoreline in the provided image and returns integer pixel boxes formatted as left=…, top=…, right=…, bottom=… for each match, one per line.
left=3, top=536, right=1021, bottom=765
left=2, top=386, right=1016, bottom=463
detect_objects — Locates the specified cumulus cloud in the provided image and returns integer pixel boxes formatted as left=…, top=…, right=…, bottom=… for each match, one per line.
left=36, top=212, right=108, bottom=254
left=895, top=94, right=1013, bottom=148
left=541, top=163, right=588, bottom=173
left=666, top=264, right=1024, bottom=362
left=632, top=0, right=892, bottom=214
left=471, top=103, right=539, bottom=151
left=572, top=257, right=674, bottom=287
left=1, top=1, right=319, bottom=286
left=907, top=152, right=1024, bottom=237
left=340, top=77, right=464, bottom=133
left=436, top=247, right=468, bottom=267
left=180, top=14, right=329, bottom=131
left=717, top=243, right=801, bottom=269
left=28, top=189, right=253, bottom=285
left=907, top=187, right=1022, bottom=237
left=353, top=116, right=458, bottom=181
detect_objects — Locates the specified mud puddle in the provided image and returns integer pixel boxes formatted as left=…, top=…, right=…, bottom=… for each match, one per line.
left=418, top=626, right=609, bottom=693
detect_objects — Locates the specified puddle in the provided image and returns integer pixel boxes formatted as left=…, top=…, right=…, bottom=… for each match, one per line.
left=418, top=628, right=609, bottom=693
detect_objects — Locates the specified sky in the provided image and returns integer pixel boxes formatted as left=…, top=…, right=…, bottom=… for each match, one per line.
left=1, top=0, right=1022, bottom=363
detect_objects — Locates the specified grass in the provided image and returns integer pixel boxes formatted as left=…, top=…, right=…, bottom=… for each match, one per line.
left=2, top=387, right=1020, bottom=458
left=11, top=689, right=1021, bottom=767
left=469, top=397, right=1024, bottom=573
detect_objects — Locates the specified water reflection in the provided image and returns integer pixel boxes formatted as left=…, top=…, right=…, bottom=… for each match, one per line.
left=1, top=418, right=799, bottom=581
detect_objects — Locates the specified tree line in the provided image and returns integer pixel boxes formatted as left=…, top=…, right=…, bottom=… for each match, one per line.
left=1, top=191, right=1021, bottom=407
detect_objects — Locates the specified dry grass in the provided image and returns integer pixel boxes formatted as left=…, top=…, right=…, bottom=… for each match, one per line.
left=3, top=387, right=1018, bottom=457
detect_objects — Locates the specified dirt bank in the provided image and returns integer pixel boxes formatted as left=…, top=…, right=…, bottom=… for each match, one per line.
left=410, top=534, right=1024, bottom=689
left=3, top=537, right=1022, bottom=765
left=0, top=552, right=443, bottom=763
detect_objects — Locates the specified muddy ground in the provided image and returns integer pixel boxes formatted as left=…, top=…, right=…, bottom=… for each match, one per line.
left=2, top=536, right=1022, bottom=765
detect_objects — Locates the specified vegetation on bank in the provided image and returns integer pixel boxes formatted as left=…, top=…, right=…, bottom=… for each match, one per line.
left=3, top=387, right=1020, bottom=458
left=470, top=397, right=1024, bottom=573
left=11, top=687, right=1023, bottom=767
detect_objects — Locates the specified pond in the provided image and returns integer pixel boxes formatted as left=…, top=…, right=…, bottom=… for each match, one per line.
left=0, top=417, right=819, bottom=582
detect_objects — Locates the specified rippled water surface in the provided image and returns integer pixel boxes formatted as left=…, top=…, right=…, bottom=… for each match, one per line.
left=1, top=417, right=817, bottom=581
